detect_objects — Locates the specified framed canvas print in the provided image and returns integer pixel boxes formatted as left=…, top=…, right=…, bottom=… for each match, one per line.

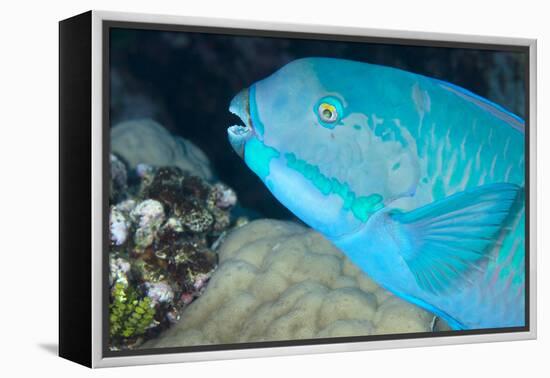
left=59, top=10, right=537, bottom=368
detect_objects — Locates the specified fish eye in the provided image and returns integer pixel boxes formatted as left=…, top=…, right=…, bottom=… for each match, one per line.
left=318, top=103, right=338, bottom=123
left=314, top=96, right=344, bottom=128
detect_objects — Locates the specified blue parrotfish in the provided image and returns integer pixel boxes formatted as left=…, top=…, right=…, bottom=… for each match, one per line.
left=227, top=57, right=525, bottom=330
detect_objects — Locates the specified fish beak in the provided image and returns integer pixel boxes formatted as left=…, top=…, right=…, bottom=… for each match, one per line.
left=228, top=88, right=253, bottom=159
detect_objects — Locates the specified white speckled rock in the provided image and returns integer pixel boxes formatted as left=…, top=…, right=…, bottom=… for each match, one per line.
left=146, top=219, right=443, bottom=348
left=130, top=199, right=165, bottom=251
left=109, top=206, right=129, bottom=246
left=111, top=118, right=212, bottom=180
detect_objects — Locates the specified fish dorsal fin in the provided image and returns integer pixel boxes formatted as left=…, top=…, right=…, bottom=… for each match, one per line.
left=392, top=183, right=520, bottom=294
left=436, top=80, right=525, bottom=133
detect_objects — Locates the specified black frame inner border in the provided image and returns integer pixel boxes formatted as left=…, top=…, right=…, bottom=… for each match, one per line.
left=101, top=19, right=531, bottom=358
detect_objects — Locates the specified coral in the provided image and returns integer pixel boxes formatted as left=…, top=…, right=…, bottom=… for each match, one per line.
left=145, top=281, right=175, bottom=305
left=210, top=183, right=237, bottom=209
left=109, top=256, right=131, bottom=287
left=108, top=161, right=239, bottom=350
left=130, top=199, right=165, bottom=251
left=115, top=198, right=137, bottom=214
left=109, top=206, right=129, bottom=246
left=145, top=219, right=447, bottom=348
left=111, top=119, right=213, bottom=180
left=110, top=153, right=128, bottom=203
left=110, top=282, right=157, bottom=342
left=140, top=166, right=229, bottom=234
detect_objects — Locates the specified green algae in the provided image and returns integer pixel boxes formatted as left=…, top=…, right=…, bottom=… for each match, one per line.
left=110, top=282, right=156, bottom=339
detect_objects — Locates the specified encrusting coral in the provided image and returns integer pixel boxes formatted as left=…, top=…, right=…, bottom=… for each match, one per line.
left=108, top=146, right=238, bottom=350
left=110, top=154, right=129, bottom=203
left=145, top=219, right=448, bottom=348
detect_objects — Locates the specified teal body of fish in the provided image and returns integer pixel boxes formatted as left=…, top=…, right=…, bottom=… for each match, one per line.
left=227, top=57, right=525, bottom=330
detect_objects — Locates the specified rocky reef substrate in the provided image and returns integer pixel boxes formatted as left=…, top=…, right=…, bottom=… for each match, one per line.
left=108, top=120, right=242, bottom=350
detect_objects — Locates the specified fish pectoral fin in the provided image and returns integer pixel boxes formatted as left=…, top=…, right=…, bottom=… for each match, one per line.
left=392, top=183, right=521, bottom=294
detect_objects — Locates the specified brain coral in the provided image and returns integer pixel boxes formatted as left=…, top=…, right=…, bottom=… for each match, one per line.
left=146, top=219, right=447, bottom=347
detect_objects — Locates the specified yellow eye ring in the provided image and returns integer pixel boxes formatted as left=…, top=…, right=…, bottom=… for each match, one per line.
left=314, top=96, right=344, bottom=128
left=318, top=103, right=338, bottom=123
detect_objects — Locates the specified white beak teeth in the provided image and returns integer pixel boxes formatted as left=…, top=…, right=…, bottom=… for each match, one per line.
left=228, top=125, right=252, bottom=158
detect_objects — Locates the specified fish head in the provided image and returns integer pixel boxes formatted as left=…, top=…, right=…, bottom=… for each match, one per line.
left=228, top=58, right=421, bottom=238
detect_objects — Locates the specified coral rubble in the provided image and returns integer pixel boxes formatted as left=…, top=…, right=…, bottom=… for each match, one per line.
left=108, top=150, right=237, bottom=350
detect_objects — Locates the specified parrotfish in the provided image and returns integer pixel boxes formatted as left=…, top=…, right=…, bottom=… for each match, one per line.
left=227, top=57, right=525, bottom=330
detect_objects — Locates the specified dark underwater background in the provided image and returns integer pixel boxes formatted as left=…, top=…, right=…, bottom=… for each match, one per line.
left=110, top=27, right=527, bottom=221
